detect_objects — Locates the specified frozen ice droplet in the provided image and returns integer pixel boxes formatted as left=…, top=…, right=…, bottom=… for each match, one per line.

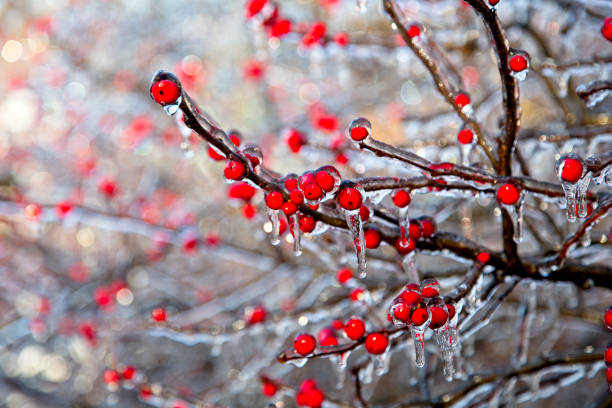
left=402, top=252, right=419, bottom=285
left=268, top=209, right=281, bottom=245
left=575, top=172, right=591, bottom=219
left=576, top=80, right=611, bottom=108
left=374, top=351, right=391, bottom=376
left=287, top=357, right=308, bottom=367
left=344, top=210, right=366, bottom=277
left=163, top=96, right=182, bottom=116
left=555, top=154, right=586, bottom=222
left=398, top=205, right=410, bottom=242
left=410, top=324, right=428, bottom=368
left=513, top=197, right=524, bottom=243
left=347, top=117, right=372, bottom=145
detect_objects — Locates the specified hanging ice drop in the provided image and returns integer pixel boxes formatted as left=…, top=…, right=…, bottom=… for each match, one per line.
left=289, top=213, right=302, bottom=256
left=268, top=209, right=281, bottom=245
left=337, top=182, right=367, bottom=277
left=555, top=154, right=586, bottom=222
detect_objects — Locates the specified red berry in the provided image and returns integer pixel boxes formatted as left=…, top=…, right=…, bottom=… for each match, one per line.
left=395, top=236, right=415, bottom=255
left=290, top=189, right=305, bottom=204
left=350, top=288, right=365, bottom=302
left=294, top=333, right=317, bottom=355
left=457, top=129, right=474, bottom=144
left=151, top=308, right=166, bottom=322
left=454, top=93, right=471, bottom=108
left=605, top=306, right=612, bottom=330
left=319, top=332, right=338, bottom=347
left=392, top=301, right=411, bottom=322
left=408, top=220, right=422, bottom=240
left=122, top=366, right=136, bottom=380
left=400, top=290, right=421, bottom=306
left=299, top=214, right=316, bottom=233
left=151, top=80, right=180, bottom=105
left=140, top=386, right=152, bottom=399
left=228, top=182, right=256, bottom=202
left=365, top=332, right=389, bottom=354
left=446, top=303, right=456, bottom=320
left=262, top=381, right=278, bottom=397
left=489, top=0, right=500, bottom=5
left=344, top=318, right=366, bottom=340
left=407, top=24, right=420, bottom=38
left=299, top=173, right=316, bottom=190
left=406, top=283, right=420, bottom=291
left=285, top=177, right=299, bottom=191
left=98, top=178, right=118, bottom=197
left=496, top=183, right=520, bottom=205
left=247, top=305, right=267, bottom=324
left=476, top=252, right=491, bottom=264
left=333, top=32, right=349, bottom=46
left=242, top=203, right=256, bottom=219
left=300, top=379, right=317, bottom=391
left=364, top=229, right=381, bottom=249
left=296, top=388, right=324, bottom=408
left=208, top=133, right=241, bottom=161
left=418, top=217, right=435, bottom=238
left=337, top=187, right=362, bottom=211
left=359, top=205, right=370, bottom=221
left=302, top=183, right=324, bottom=201
left=392, top=190, right=411, bottom=207
left=411, top=307, right=429, bottom=326
left=336, top=268, right=353, bottom=284
left=245, top=0, right=268, bottom=18
left=421, top=287, right=439, bottom=298
left=332, top=320, right=344, bottom=330
left=224, top=160, right=246, bottom=180
left=350, top=126, right=369, bottom=141
left=315, top=170, right=336, bottom=192
left=265, top=191, right=284, bottom=209
left=94, top=287, right=113, bottom=309
left=282, top=201, right=297, bottom=216
left=559, top=158, right=583, bottom=183
left=429, top=306, right=448, bottom=329
left=509, top=55, right=528, bottom=72
left=602, top=17, right=612, bottom=42
left=56, top=201, right=73, bottom=218
left=104, top=369, right=120, bottom=385
left=283, top=128, right=305, bottom=153
left=270, top=19, right=291, bottom=38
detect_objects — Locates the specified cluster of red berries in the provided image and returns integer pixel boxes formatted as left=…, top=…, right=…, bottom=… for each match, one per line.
left=604, top=306, right=612, bottom=389
left=394, top=216, right=436, bottom=255
left=245, top=0, right=291, bottom=38
left=296, top=379, right=325, bottom=408
left=103, top=365, right=137, bottom=389
left=388, top=280, right=456, bottom=331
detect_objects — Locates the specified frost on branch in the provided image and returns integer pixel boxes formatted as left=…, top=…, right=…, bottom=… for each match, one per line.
left=2, top=1, right=612, bottom=408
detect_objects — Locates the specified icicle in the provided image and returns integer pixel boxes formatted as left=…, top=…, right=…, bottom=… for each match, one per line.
left=410, top=308, right=431, bottom=368
left=289, top=213, right=302, bottom=256
left=330, top=352, right=350, bottom=389
left=401, top=252, right=419, bottom=284
left=580, top=229, right=591, bottom=247
left=374, top=351, right=391, bottom=376
left=338, top=182, right=367, bottom=278
left=575, top=172, right=591, bottom=219
left=513, top=197, right=524, bottom=243
left=268, top=209, right=281, bottom=245
left=358, top=360, right=374, bottom=384
left=555, top=154, right=586, bottom=222
left=287, top=358, right=308, bottom=367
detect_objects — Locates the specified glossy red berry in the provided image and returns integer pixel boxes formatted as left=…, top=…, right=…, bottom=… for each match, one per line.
left=299, top=214, right=316, bottom=233
left=336, top=268, right=353, bottom=284
left=476, top=251, right=491, bottom=264
left=350, top=288, right=365, bottom=302
left=602, top=17, right=612, bottom=42
left=350, top=126, right=369, bottom=141
left=282, top=201, right=297, bottom=216
left=392, top=190, right=411, bottom=207
left=337, top=187, right=362, bottom=211
left=429, top=306, right=449, bottom=329
left=344, top=318, right=366, bottom=340
left=285, top=177, right=299, bottom=191
left=151, top=308, right=166, bottom=322
left=496, top=183, right=520, bottom=205
left=294, top=333, right=317, bottom=355
left=407, top=24, right=420, bottom=38
left=457, top=129, right=474, bottom=144
left=411, top=307, right=429, bottom=326
left=318, top=331, right=338, bottom=347
left=605, top=306, right=612, bottom=330
left=489, top=0, right=500, bottom=5
left=224, top=160, right=246, bottom=180
left=151, top=80, right=180, bottom=105
left=283, top=129, right=306, bottom=153
left=359, top=205, right=370, bottom=221
left=408, top=220, right=422, bottom=240
left=392, top=301, right=411, bottom=322
left=418, top=217, right=435, bottom=238
left=290, top=189, right=305, bottom=205
left=395, top=236, right=415, bottom=255
left=454, top=93, right=471, bottom=108
left=365, top=332, right=389, bottom=354
left=400, top=290, right=421, bottom=306
left=122, top=366, right=136, bottom=380
left=296, top=388, right=324, bottom=408
left=421, top=286, right=439, bottom=298
left=315, top=170, right=336, bottom=192
left=245, top=0, right=268, bottom=18
left=247, top=305, right=267, bottom=324
left=104, top=369, right=120, bottom=385
left=265, top=191, right=284, bottom=210
left=559, top=158, right=583, bottom=183
left=303, top=183, right=324, bottom=201
left=364, top=229, right=381, bottom=249
left=262, top=380, right=278, bottom=397
left=228, top=182, right=256, bottom=202
left=332, top=320, right=344, bottom=330
left=446, top=303, right=456, bottom=320
left=298, top=172, right=316, bottom=190
left=509, top=55, right=528, bottom=72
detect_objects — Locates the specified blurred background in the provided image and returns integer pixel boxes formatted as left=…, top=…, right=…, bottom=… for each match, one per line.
left=0, top=0, right=611, bottom=407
